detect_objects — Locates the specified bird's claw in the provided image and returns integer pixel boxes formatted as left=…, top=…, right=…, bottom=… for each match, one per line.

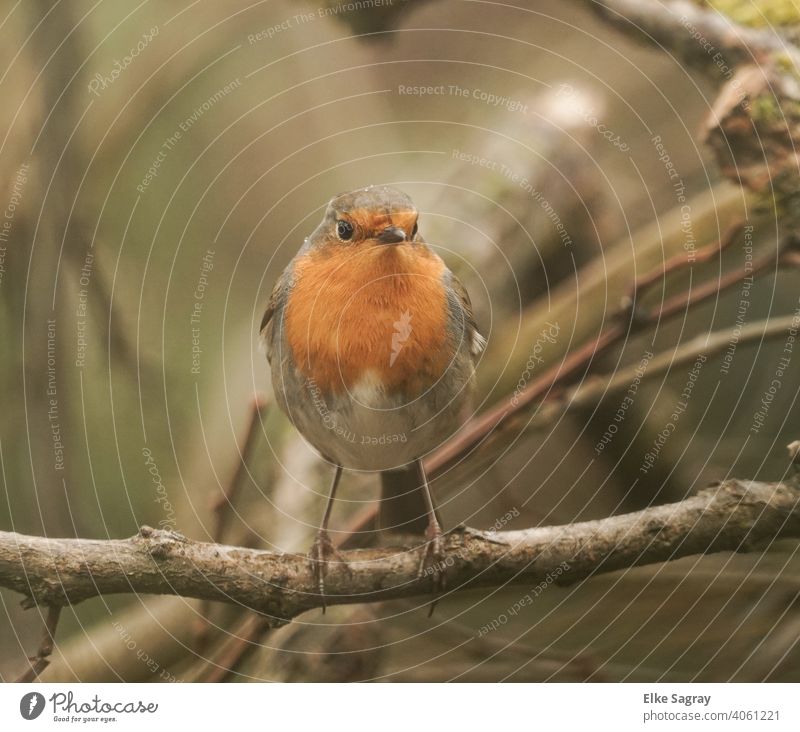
left=309, top=530, right=349, bottom=613
left=417, top=522, right=447, bottom=615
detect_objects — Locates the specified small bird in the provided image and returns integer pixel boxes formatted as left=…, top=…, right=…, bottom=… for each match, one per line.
left=260, top=186, right=484, bottom=607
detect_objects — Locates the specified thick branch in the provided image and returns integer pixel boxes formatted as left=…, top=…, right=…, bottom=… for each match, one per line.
left=587, top=0, right=800, bottom=206
left=584, top=0, right=800, bottom=74
left=2, top=480, right=799, bottom=622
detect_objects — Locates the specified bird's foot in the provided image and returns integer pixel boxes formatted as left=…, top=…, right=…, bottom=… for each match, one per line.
left=417, top=521, right=447, bottom=616
left=309, top=530, right=349, bottom=613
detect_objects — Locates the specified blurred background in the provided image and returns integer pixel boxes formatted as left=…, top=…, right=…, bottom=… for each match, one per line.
left=1, top=0, right=799, bottom=682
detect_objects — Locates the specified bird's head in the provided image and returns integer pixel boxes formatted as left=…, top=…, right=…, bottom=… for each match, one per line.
left=310, top=185, right=421, bottom=250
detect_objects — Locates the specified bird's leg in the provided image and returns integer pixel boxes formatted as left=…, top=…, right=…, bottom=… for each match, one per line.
left=309, top=465, right=346, bottom=613
left=414, top=459, right=446, bottom=613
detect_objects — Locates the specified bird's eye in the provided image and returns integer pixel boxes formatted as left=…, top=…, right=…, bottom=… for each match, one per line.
left=336, top=219, right=354, bottom=241
left=411, top=221, right=418, bottom=238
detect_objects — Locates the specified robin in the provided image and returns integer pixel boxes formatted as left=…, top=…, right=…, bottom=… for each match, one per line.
left=260, top=186, right=484, bottom=608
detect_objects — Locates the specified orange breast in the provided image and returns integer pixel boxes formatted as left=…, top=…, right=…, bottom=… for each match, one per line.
left=285, top=243, right=451, bottom=396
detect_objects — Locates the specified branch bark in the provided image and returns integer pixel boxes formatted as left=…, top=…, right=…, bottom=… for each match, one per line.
left=586, top=0, right=800, bottom=214
left=583, top=0, right=800, bottom=74
left=2, top=479, right=799, bottom=624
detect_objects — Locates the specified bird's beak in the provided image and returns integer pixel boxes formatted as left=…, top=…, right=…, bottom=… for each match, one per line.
left=377, top=226, right=407, bottom=244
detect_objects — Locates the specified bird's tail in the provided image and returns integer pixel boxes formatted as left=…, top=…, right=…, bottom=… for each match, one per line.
left=378, top=466, right=441, bottom=536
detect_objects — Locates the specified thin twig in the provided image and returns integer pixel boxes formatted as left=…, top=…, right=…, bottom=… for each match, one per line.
left=196, top=614, right=274, bottom=683
left=465, top=315, right=800, bottom=477
left=624, top=220, right=745, bottom=308
left=195, top=394, right=269, bottom=651
left=16, top=605, right=61, bottom=682
left=210, top=394, right=270, bottom=542
left=428, top=222, right=790, bottom=476
left=651, top=242, right=792, bottom=322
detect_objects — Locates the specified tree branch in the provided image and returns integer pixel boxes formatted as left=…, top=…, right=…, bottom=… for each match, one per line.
left=583, top=0, right=800, bottom=74
left=587, top=0, right=800, bottom=212
left=2, top=479, right=799, bottom=624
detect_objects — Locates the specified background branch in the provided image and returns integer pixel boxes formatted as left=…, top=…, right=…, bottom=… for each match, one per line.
left=427, top=226, right=792, bottom=475
left=460, top=314, right=800, bottom=479
left=584, top=0, right=800, bottom=73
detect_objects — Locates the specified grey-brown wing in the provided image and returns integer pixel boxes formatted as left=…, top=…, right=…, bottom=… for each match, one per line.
left=259, top=270, right=290, bottom=363
left=445, top=270, right=486, bottom=357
